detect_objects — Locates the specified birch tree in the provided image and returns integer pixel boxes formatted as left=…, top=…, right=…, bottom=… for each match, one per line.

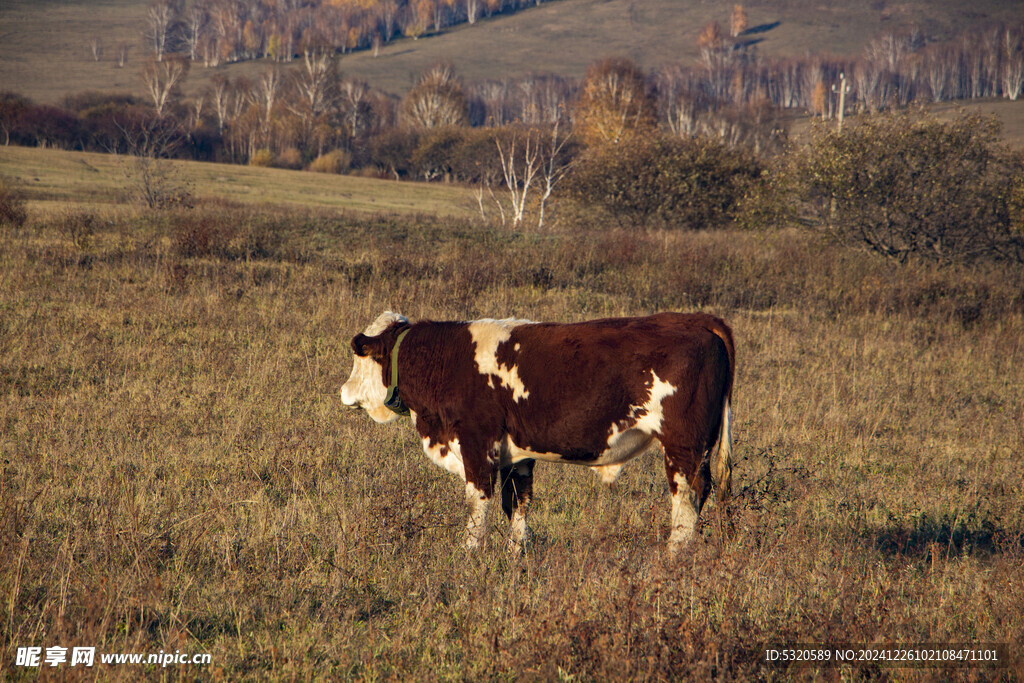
left=141, top=55, right=190, bottom=115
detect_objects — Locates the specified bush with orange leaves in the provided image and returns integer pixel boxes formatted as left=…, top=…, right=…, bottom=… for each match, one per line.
left=573, top=58, right=657, bottom=148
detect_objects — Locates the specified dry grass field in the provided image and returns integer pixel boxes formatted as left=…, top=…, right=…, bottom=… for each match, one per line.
left=1, top=150, right=1023, bottom=678
left=0, top=145, right=478, bottom=218
left=3, top=0, right=1024, bottom=103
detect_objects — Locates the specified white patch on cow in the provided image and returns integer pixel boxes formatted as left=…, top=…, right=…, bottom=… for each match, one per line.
left=464, top=482, right=489, bottom=550
left=503, top=437, right=562, bottom=465
left=422, top=437, right=466, bottom=480
left=667, top=472, right=699, bottom=557
left=363, top=310, right=407, bottom=336
left=590, top=370, right=677, bottom=466
left=631, top=370, right=678, bottom=435
left=591, top=463, right=627, bottom=485
left=340, top=311, right=408, bottom=424
left=468, top=319, right=532, bottom=402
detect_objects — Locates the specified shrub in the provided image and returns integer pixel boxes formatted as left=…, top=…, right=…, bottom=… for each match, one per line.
left=172, top=211, right=235, bottom=258
left=0, top=175, right=28, bottom=231
left=56, top=210, right=98, bottom=251
left=308, top=149, right=352, bottom=174
left=249, top=149, right=276, bottom=167
left=275, top=147, right=304, bottom=170
left=793, top=110, right=1024, bottom=264
left=411, top=126, right=465, bottom=181
left=562, top=134, right=763, bottom=229
left=368, top=128, right=419, bottom=180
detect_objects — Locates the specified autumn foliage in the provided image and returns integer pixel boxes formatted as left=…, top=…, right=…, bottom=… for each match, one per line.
left=573, top=58, right=657, bottom=147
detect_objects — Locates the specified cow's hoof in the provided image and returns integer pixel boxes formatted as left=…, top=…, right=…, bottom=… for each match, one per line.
left=506, top=537, right=527, bottom=556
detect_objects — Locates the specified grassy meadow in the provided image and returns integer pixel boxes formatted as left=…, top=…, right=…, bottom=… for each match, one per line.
left=0, top=145, right=478, bottom=218
left=3, top=0, right=1024, bottom=103
left=1, top=150, right=1023, bottom=679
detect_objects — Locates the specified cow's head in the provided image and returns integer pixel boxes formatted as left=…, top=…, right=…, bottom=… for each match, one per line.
left=341, top=311, right=409, bottom=423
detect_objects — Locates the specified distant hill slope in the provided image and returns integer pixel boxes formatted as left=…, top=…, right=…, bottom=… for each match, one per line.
left=1, top=0, right=1022, bottom=104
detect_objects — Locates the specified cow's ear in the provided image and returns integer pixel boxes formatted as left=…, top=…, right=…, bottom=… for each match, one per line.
left=352, top=333, right=386, bottom=360
left=351, top=333, right=371, bottom=357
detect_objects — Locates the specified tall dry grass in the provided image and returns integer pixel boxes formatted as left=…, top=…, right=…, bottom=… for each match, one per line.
left=1, top=203, right=1022, bottom=679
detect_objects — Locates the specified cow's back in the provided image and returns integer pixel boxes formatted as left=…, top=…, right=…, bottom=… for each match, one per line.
left=488, top=313, right=732, bottom=461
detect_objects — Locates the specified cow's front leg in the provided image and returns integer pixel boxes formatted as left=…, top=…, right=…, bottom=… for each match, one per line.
left=462, top=446, right=497, bottom=551
left=464, top=480, right=491, bottom=550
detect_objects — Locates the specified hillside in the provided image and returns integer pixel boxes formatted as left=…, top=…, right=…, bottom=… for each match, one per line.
left=0, top=145, right=478, bottom=217
left=1, top=0, right=1022, bottom=104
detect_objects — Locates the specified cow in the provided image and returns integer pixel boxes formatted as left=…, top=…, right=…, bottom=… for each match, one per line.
left=340, top=311, right=734, bottom=555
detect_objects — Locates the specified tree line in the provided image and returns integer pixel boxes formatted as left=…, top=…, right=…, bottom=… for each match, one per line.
left=4, top=16, right=1020, bottom=169
left=2, top=11, right=1023, bottom=259
left=138, top=0, right=552, bottom=67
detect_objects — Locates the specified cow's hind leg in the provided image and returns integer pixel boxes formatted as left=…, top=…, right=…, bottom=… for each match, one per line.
left=663, top=445, right=712, bottom=557
left=500, top=460, right=534, bottom=554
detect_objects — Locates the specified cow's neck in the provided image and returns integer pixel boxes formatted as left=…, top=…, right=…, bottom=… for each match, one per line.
left=383, top=328, right=411, bottom=416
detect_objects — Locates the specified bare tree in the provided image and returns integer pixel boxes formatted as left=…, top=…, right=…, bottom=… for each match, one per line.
left=1002, top=26, right=1024, bottom=100
left=495, top=129, right=540, bottom=230
left=536, top=119, right=573, bottom=231
left=188, top=91, right=206, bottom=130
left=340, top=78, right=371, bottom=139
left=210, top=74, right=233, bottom=133
left=257, top=67, right=282, bottom=125
left=182, top=1, right=209, bottom=62
left=116, top=114, right=191, bottom=210
left=117, top=43, right=131, bottom=68
left=294, top=50, right=336, bottom=117
left=146, top=0, right=178, bottom=61
left=141, top=55, right=190, bottom=115
left=401, top=64, right=468, bottom=128
left=1004, top=51, right=1024, bottom=100
left=923, top=46, right=950, bottom=102
left=867, top=32, right=908, bottom=72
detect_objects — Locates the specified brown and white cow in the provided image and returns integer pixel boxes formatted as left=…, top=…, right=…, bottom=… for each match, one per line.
left=340, top=311, right=734, bottom=555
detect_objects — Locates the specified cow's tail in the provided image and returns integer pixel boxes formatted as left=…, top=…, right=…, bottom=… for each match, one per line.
left=707, top=319, right=734, bottom=503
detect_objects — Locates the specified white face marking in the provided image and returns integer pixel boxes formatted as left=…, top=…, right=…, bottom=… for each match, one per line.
left=667, top=471, right=698, bottom=556
left=464, top=482, right=489, bottom=550
left=340, top=311, right=408, bottom=423
left=421, top=437, right=466, bottom=480
left=468, top=319, right=532, bottom=402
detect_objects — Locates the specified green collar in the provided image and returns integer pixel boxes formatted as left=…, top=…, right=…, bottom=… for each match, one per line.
left=383, top=328, right=411, bottom=417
